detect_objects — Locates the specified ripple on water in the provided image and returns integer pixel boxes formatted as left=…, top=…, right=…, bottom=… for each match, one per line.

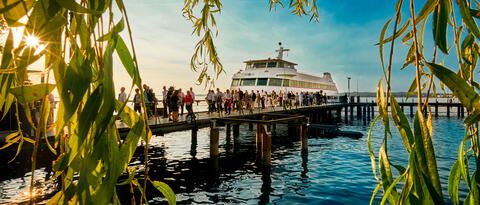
left=0, top=117, right=469, bottom=204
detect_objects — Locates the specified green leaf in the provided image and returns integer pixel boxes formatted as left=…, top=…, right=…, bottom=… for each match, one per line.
left=458, top=0, right=480, bottom=39
left=448, top=160, right=461, bottom=205
left=1, top=0, right=34, bottom=27
left=426, top=63, right=480, bottom=124
left=379, top=18, right=392, bottom=70
left=432, top=0, right=450, bottom=54
left=9, top=84, right=55, bottom=104
left=390, top=95, right=414, bottom=152
left=55, top=0, right=103, bottom=15
left=116, top=36, right=141, bottom=88
left=151, top=180, right=176, bottom=205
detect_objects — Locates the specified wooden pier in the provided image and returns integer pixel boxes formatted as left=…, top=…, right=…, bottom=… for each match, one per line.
left=0, top=100, right=467, bottom=165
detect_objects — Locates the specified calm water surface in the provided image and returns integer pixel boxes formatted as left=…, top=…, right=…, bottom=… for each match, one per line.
left=0, top=117, right=466, bottom=204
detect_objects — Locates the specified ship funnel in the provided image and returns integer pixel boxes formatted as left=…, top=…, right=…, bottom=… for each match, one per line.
left=323, top=72, right=333, bottom=81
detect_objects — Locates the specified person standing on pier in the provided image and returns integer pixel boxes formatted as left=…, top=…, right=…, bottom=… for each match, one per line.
left=185, top=90, right=194, bottom=120
left=178, top=88, right=185, bottom=116
left=118, top=87, right=127, bottom=103
left=261, top=90, right=266, bottom=109
left=251, top=90, right=256, bottom=112
left=167, top=86, right=174, bottom=120
left=207, top=90, right=214, bottom=114
left=162, top=86, right=168, bottom=118
left=216, top=88, right=223, bottom=114
left=170, top=89, right=180, bottom=122
left=134, top=88, right=141, bottom=114
left=224, top=89, right=233, bottom=115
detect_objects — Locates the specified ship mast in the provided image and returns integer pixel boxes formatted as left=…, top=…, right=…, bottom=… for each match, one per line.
left=275, top=42, right=290, bottom=60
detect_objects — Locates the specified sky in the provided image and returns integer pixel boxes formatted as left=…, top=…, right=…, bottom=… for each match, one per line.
left=110, top=0, right=434, bottom=94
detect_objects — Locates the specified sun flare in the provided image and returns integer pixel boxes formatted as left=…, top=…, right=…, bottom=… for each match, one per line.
left=25, top=35, right=40, bottom=47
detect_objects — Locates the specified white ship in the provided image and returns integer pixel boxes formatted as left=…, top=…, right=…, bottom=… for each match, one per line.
left=230, top=43, right=338, bottom=95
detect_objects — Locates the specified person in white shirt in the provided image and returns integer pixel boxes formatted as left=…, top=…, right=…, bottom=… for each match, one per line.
left=118, top=87, right=127, bottom=103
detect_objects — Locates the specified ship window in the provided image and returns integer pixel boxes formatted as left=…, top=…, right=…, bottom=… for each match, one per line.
left=290, top=80, right=297, bottom=87
left=268, top=78, right=282, bottom=86
left=254, top=63, right=266, bottom=68
left=282, top=79, right=290, bottom=87
left=267, top=62, right=277, bottom=68
left=240, top=78, right=256, bottom=86
left=231, top=79, right=240, bottom=86
left=257, top=78, right=268, bottom=86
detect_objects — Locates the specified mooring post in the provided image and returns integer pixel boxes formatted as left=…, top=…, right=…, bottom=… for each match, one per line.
left=191, top=128, right=198, bottom=157
left=371, top=103, right=375, bottom=118
left=336, top=108, right=341, bottom=122
left=256, top=123, right=263, bottom=153
left=350, top=105, right=354, bottom=121
left=362, top=106, right=366, bottom=125
left=249, top=122, right=254, bottom=131
left=261, top=124, right=271, bottom=166
left=210, top=120, right=219, bottom=158
left=401, top=105, right=404, bottom=112
left=457, top=105, right=461, bottom=118
left=410, top=105, right=414, bottom=118
left=344, top=106, right=348, bottom=124
left=233, top=123, right=240, bottom=154
left=300, top=122, right=308, bottom=152
left=226, top=123, right=231, bottom=137
left=461, top=106, right=465, bottom=118
left=447, top=104, right=450, bottom=118
left=434, top=102, right=438, bottom=118
left=357, top=104, right=362, bottom=120
left=367, top=105, right=371, bottom=121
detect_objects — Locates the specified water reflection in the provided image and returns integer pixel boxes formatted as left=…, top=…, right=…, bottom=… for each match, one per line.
left=0, top=117, right=468, bottom=204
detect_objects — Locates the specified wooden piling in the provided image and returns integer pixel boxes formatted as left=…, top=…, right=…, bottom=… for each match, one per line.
left=461, top=106, right=465, bottom=118
left=261, top=124, right=271, bottom=166
left=447, top=104, right=450, bottom=118
left=226, top=123, right=231, bottom=137
left=271, top=123, right=277, bottom=136
left=410, top=105, right=414, bottom=118
left=457, top=105, right=461, bottom=118
left=210, top=122, right=219, bottom=158
left=249, top=122, right=254, bottom=131
left=434, top=103, right=438, bottom=118
left=367, top=105, right=371, bottom=121
left=256, top=123, right=263, bottom=152
left=344, top=106, right=348, bottom=124
left=371, top=104, right=375, bottom=118
left=300, top=123, right=308, bottom=152
left=357, top=104, right=362, bottom=120
left=336, top=108, right=341, bottom=122
left=350, top=105, right=354, bottom=121
left=191, top=128, right=198, bottom=157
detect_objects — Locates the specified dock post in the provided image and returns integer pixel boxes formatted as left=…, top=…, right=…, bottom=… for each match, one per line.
left=191, top=128, right=198, bottom=157
left=461, top=106, right=465, bottom=118
left=401, top=105, right=404, bottom=112
left=410, top=105, right=414, bottom=118
left=300, top=122, right=308, bottom=152
left=210, top=120, right=219, bottom=158
left=447, top=104, right=450, bottom=118
left=371, top=103, right=375, bottom=118
left=249, top=122, right=254, bottom=131
left=344, top=106, right=348, bottom=124
left=349, top=105, right=354, bottom=121
left=336, top=108, right=341, bottom=122
left=256, top=123, right=263, bottom=153
left=457, top=105, right=461, bottom=118
left=357, top=104, right=362, bottom=120
left=362, top=106, right=366, bottom=125
left=434, top=102, right=438, bottom=118
left=261, top=124, right=271, bottom=165
left=367, top=105, right=371, bottom=121
left=226, top=123, right=231, bottom=137
left=233, top=123, right=240, bottom=154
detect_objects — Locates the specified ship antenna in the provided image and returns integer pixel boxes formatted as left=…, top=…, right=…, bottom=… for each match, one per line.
left=275, top=42, right=290, bottom=60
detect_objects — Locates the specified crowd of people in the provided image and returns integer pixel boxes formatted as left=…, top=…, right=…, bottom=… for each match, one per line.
left=117, top=84, right=329, bottom=122
left=205, top=89, right=328, bottom=115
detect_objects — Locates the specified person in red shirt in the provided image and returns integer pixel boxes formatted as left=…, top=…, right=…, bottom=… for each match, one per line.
left=184, top=91, right=194, bottom=119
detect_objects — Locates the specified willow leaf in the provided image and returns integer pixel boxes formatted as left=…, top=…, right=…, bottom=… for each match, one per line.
left=458, top=0, right=480, bottom=39
left=9, top=84, right=55, bottom=104
left=151, top=180, right=176, bottom=205
left=390, top=95, right=414, bottom=152
left=55, top=0, right=103, bottom=15
left=448, top=160, right=461, bottom=205
left=433, top=0, right=450, bottom=54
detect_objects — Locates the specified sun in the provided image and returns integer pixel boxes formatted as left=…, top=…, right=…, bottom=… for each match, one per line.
left=25, top=35, right=40, bottom=47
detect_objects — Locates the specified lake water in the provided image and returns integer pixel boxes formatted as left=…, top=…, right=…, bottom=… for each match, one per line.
left=0, top=116, right=467, bottom=204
